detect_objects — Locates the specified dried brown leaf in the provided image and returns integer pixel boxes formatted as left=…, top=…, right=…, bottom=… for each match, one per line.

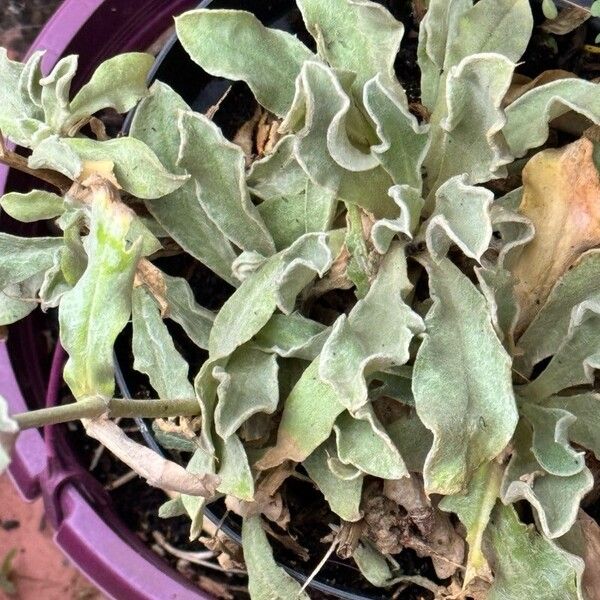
left=134, top=259, right=169, bottom=317
left=540, top=6, right=590, bottom=35
left=512, top=138, right=600, bottom=334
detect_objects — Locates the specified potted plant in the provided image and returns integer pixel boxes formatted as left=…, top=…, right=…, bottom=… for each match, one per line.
left=2, top=0, right=600, bottom=598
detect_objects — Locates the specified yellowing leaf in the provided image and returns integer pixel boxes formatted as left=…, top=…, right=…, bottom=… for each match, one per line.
left=511, top=138, right=600, bottom=333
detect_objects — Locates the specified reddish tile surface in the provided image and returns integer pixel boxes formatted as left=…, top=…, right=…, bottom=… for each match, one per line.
left=0, top=474, right=103, bottom=600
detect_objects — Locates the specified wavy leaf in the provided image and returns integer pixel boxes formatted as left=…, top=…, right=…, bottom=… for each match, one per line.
left=486, top=504, right=584, bottom=600
left=253, top=312, right=329, bottom=360
left=0, top=190, right=64, bottom=223
left=214, top=345, right=279, bottom=439
left=303, top=442, right=364, bottom=521
left=424, top=53, right=514, bottom=201
left=132, top=286, right=195, bottom=400
left=413, top=257, right=517, bottom=494
left=320, top=243, right=424, bottom=411
left=130, top=82, right=236, bottom=284
left=59, top=190, right=140, bottom=400
left=175, top=9, right=315, bottom=117
left=66, top=53, right=153, bottom=131
left=297, top=0, right=404, bottom=92
left=505, top=78, right=600, bottom=157
left=363, top=75, right=429, bottom=190
left=209, top=231, right=339, bottom=360
left=178, top=110, right=275, bottom=256
left=510, top=139, right=600, bottom=334
left=426, top=175, right=494, bottom=262
left=290, top=61, right=397, bottom=217
left=501, top=421, right=593, bottom=539
left=544, top=393, right=600, bottom=460
left=242, top=515, right=310, bottom=600
left=334, top=406, right=408, bottom=479
left=0, top=233, right=62, bottom=289
left=521, top=402, right=585, bottom=477
left=516, top=250, right=600, bottom=378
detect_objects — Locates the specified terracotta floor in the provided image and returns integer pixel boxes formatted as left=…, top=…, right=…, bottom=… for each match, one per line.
left=0, top=474, right=103, bottom=600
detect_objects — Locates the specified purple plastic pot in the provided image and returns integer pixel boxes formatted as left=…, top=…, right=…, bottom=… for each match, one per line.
left=0, top=1, right=213, bottom=598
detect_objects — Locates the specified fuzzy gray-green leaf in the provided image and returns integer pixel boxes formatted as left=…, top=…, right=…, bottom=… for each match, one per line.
left=413, top=257, right=517, bottom=495
left=132, top=286, right=195, bottom=400
left=0, top=190, right=64, bottom=223
left=242, top=515, right=310, bottom=600
left=214, top=345, right=279, bottom=439
left=504, top=78, right=600, bottom=157
left=67, top=53, right=153, bottom=130
left=175, top=9, right=316, bottom=117
left=297, top=0, right=403, bottom=92
left=303, top=442, right=363, bottom=521
left=320, top=243, right=424, bottom=411
left=130, top=82, right=237, bottom=284
left=59, top=194, right=140, bottom=400
left=178, top=110, right=275, bottom=256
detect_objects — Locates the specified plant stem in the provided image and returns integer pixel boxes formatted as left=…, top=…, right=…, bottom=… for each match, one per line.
left=0, top=136, right=72, bottom=193
left=12, top=396, right=200, bottom=430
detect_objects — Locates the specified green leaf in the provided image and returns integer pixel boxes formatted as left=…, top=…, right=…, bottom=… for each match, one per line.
left=64, top=137, right=188, bottom=200
left=1, top=394, right=18, bottom=474
left=543, top=393, right=600, bottom=461
left=520, top=402, right=585, bottom=477
left=66, top=53, right=153, bottom=130
left=59, top=191, right=140, bottom=400
left=416, top=0, right=472, bottom=109
left=413, top=257, right=517, bottom=494
left=181, top=447, right=216, bottom=539
left=27, top=134, right=82, bottom=178
left=363, top=75, right=430, bottom=190
left=130, top=82, right=237, bottom=283
left=158, top=496, right=187, bottom=519
left=320, top=243, right=424, bottom=411
left=542, top=0, right=559, bottom=19
left=424, top=53, right=515, bottom=200
left=257, top=358, right=345, bottom=468
left=175, top=9, right=316, bottom=117
left=387, top=412, right=432, bottom=473
left=209, top=231, right=339, bottom=360
left=0, top=49, right=42, bottom=142
left=131, top=285, right=195, bottom=400
left=303, top=442, right=364, bottom=521
left=0, top=233, right=62, bottom=289
left=163, top=274, right=214, bottom=350
left=0, top=276, right=42, bottom=326
left=501, top=421, right=593, bottom=539
left=290, top=61, right=397, bottom=217
left=253, top=312, right=329, bottom=361
left=214, top=345, right=278, bottom=439
left=242, top=515, right=310, bottom=600
left=297, top=0, right=404, bottom=92
left=486, top=504, right=584, bottom=600
left=371, top=185, right=424, bottom=252
left=0, top=190, right=64, bottom=222
left=446, top=0, right=533, bottom=67
left=40, top=55, right=78, bottom=130
left=439, top=461, right=503, bottom=586
left=521, top=305, right=600, bottom=399
left=334, top=406, right=408, bottom=479
left=516, top=250, right=600, bottom=378
left=215, top=434, right=254, bottom=501
left=178, top=110, right=275, bottom=256
left=504, top=79, right=600, bottom=157
left=426, top=175, right=494, bottom=262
